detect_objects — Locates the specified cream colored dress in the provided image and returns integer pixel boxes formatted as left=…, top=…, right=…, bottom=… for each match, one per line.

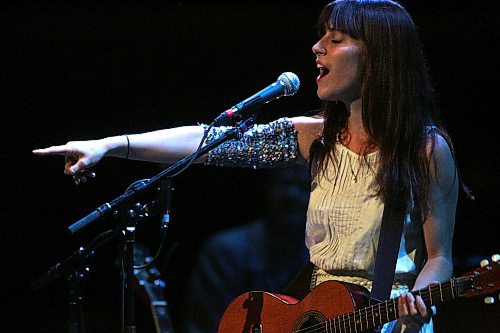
left=307, top=142, right=432, bottom=333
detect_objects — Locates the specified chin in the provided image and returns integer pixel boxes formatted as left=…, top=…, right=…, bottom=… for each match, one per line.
left=316, top=90, right=330, bottom=100
left=317, top=92, right=336, bottom=101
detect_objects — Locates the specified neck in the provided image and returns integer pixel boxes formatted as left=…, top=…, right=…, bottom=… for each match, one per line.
left=341, top=99, right=374, bottom=155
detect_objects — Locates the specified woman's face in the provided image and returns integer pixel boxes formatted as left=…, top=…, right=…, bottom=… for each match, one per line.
left=312, top=29, right=365, bottom=104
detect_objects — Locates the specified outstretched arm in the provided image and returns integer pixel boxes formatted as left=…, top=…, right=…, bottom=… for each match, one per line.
left=33, top=116, right=324, bottom=183
left=33, top=126, right=206, bottom=182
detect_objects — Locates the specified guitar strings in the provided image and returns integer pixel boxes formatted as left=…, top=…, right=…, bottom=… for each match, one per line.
left=290, top=282, right=453, bottom=333
left=292, top=297, right=396, bottom=333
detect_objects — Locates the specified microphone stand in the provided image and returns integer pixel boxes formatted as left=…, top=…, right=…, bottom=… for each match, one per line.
left=121, top=203, right=140, bottom=333
left=67, top=267, right=86, bottom=333
left=118, top=198, right=161, bottom=333
left=67, top=117, right=256, bottom=235
left=35, top=117, right=256, bottom=333
left=31, top=227, right=124, bottom=333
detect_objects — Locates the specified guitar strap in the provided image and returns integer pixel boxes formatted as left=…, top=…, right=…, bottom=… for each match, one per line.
left=369, top=199, right=406, bottom=305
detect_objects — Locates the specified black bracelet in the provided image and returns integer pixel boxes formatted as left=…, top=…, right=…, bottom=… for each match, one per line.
left=124, top=134, right=130, bottom=159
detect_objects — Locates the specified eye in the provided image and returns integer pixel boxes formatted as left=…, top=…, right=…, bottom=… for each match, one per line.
left=329, top=29, right=343, bottom=44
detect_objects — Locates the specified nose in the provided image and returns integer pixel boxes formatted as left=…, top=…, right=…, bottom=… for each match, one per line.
left=312, top=39, right=325, bottom=56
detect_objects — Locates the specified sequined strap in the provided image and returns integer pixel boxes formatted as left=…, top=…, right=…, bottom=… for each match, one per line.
left=203, top=117, right=298, bottom=169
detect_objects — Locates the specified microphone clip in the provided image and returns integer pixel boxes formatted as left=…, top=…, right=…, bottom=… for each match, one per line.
left=212, top=106, right=244, bottom=126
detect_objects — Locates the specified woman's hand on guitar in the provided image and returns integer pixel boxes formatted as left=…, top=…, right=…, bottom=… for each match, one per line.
left=397, top=285, right=438, bottom=332
left=33, top=140, right=107, bottom=185
left=398, top=292, right=432, bottom=325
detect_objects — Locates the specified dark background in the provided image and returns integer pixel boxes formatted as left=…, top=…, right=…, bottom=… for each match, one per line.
left=1, top=0, right=499, bottom=332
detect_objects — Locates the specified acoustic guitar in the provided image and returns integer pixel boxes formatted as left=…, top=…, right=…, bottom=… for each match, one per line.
left=218, top=255, right=499, bottom=332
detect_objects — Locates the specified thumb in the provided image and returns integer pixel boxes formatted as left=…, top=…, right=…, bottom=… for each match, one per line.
left=68, top=159, right=89, bottom=175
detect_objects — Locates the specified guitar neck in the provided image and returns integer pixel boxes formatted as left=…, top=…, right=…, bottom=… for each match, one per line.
left=321, top=276, right=471, bottom=333
left=143, top=284, right=173, bottom=333
left=150, top=302, right=172, bottom=333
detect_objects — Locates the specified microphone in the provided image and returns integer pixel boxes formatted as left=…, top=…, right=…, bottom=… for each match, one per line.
left=213, top=72, right=300, bottom=126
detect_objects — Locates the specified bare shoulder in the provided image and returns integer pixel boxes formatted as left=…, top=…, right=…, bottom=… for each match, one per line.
left=427, top=130, right=458, bottom=199
left=289, top=116, right=324, bottom=162
left=290, top=116, right=324, bottom=127
left=291, top=116, right=323, bottom=136
left=427, top=131, right=455, bottom=167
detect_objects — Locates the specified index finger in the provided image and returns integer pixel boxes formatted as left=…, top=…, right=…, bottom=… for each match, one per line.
left=32, top=145, right=71, bottom=156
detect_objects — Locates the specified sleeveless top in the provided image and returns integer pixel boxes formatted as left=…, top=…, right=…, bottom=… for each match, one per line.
left=308, top=143, right=433, bottom=333
left=204, top=117, right=426, bottom=280
left=307, top=142, right=426, bottom=282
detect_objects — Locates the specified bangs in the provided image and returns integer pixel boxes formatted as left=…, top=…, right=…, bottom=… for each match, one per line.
left=317, top=1, right=363, bottom=39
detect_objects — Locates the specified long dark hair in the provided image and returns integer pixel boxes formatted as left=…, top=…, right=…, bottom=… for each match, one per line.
left=311, top=0, right=457, bottom=220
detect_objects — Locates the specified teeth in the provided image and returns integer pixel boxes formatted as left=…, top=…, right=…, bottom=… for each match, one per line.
left=317, top=64, right=323, bottom=69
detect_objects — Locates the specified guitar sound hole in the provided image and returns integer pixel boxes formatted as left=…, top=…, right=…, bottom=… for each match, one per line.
left=293, top=311, right=327, bottom=331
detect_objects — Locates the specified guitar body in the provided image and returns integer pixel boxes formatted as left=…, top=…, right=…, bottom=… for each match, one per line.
left=218, top=280, right=370, bottom=333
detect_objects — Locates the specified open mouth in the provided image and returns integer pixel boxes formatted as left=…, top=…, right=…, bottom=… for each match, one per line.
left=317, top=66, right=330, bottom=80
